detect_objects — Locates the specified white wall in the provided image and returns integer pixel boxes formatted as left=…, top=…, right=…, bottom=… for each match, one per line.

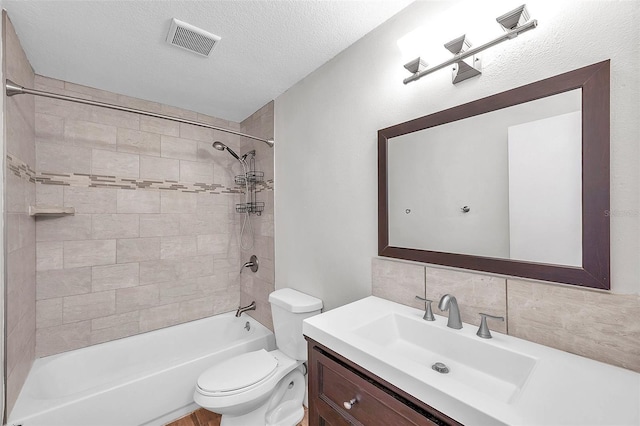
left=275, top=0, right=640, bottom=310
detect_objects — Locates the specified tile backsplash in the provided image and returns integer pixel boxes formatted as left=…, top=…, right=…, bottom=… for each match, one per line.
left=372, top=257, right=640, bottom=373
left=507, top=279, right=640, bottom=372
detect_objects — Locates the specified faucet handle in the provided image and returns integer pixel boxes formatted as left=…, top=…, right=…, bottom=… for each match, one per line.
left=477, top=313, right=505, bottom=339
left=415, top=296, right=435, bottom=321
left=240, top=255, right=259, bottom=274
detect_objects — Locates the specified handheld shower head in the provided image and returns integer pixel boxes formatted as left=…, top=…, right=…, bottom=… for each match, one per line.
left=212, top=141, right=242, bottom=162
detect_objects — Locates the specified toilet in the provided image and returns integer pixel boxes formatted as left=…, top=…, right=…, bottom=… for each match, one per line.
left=194, top=288, right=323, bottom=426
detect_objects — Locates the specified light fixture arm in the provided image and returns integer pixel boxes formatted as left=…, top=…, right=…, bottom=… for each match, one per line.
left=403, top=19, right=538, bottom=85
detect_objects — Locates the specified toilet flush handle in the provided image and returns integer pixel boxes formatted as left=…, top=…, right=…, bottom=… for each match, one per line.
left=343, top=397, right=358, bottom=410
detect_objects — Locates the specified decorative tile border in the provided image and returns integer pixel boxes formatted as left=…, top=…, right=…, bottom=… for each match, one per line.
left=7, top=153, right=36, bottom=183
left=255, top=180, right=274, bottom=193
left=7, top=154, right=274, bottom=195
left=36, top=172, right=242, bottom=194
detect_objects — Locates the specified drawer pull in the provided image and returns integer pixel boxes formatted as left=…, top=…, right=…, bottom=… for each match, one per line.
left=343, top=398, right=358, bottom=410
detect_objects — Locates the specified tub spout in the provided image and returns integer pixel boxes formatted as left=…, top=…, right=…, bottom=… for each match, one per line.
left=235, top=301, right=256, bottom=317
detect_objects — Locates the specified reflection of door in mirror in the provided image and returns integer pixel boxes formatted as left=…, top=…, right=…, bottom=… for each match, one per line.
left=387, top=89, right=581, bottom=267
left=508, top=111, right=582, bottom=267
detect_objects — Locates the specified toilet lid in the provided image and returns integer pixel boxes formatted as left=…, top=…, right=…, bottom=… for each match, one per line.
left=197, top=349, right=278, bottom=393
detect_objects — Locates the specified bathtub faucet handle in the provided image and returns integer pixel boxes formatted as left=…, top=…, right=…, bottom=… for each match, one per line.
left=240, top=255, right=259, bottom=274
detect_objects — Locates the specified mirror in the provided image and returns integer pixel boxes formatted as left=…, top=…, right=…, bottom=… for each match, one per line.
left=388, top=89, right=582, bottom=266
left=378, top=61, right=610, bottom=289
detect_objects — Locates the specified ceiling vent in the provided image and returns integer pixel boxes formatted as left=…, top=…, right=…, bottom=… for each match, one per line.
left=166, top=18, right=221, bottom=57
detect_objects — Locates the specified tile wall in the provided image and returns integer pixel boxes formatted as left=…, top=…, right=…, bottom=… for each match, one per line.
left=239, top=101, right=275, bottom=330
left=4, top=13, right=36, bottom=414
left=372, top=257, right=640, bottom=373
left=31, top=74, right=274, bottom=357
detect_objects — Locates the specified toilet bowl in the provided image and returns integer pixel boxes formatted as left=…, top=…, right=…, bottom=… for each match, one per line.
left=194, top=349, right=301, bottom=423
left=194, top=289, right=323, bottom=426
left=264, top=369, right=305, bottom=426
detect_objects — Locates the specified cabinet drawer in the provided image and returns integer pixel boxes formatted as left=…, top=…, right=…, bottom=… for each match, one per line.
left=313, top=346, right=452, bottom=426
left=316, top=400, right=352, bottom=426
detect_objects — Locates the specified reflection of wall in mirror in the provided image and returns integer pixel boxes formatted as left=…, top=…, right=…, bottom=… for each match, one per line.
left=508, top=111, right=582, bottom=267
left=388, top=119, right=509, bottom=258
left=388, top=89, right=581, bottom=262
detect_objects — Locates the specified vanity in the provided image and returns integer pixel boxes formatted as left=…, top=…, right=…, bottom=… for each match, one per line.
left=306, top=339, right=459, bottom=426
left=303, top=296, right=640, bottom=425
left=307, top=338, right=458, bottom=426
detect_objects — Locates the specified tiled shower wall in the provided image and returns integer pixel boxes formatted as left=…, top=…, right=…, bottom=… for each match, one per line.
left=239, top=101, right=275, bottom=330
left=372, top=257, right=640, bottom=373
left=32, top=75, right=254, bottom=357
left=4, top=13, right=36, bottom=414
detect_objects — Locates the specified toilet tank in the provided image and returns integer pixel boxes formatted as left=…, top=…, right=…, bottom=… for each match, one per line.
left=269, top=288, right=323, bottom=361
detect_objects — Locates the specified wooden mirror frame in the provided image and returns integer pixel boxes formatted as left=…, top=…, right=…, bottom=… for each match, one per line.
left=378, top=60, right=610, bottom=290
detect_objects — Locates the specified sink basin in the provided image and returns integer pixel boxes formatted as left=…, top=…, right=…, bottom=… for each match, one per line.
left=352, top=313, right=537, bottom=403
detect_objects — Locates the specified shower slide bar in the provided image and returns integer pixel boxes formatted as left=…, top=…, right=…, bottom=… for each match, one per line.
left=5, top=80, right=274, bottom=147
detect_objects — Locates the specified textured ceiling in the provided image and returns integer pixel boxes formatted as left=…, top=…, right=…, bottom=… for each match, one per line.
left=2, top=0, right=413, bottom=122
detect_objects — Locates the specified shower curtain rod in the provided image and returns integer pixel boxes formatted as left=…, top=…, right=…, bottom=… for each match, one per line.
left=4, top=80, right=274, bottom=147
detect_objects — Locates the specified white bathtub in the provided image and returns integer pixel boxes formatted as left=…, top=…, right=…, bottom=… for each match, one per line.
left=9, top=312, right=275, bottom=426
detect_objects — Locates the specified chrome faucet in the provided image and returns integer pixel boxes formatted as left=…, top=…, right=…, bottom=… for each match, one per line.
left=414, top=296, right=435, bottom=321
left=438, top=294, right=462, bottom=329
left=476, top=313, right=504, bottom=339
left=235, top=301, right=256, bottom=317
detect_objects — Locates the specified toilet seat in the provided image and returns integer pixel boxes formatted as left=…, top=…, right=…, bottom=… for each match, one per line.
left=197, top=349, right=278, bottom=396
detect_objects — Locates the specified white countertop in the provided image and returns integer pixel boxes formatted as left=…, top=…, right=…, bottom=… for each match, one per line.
left=303, top=296, right=640, bottom=426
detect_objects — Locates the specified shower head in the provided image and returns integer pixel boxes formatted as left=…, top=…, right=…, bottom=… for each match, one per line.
left=212, top=141, right=242, bottom=162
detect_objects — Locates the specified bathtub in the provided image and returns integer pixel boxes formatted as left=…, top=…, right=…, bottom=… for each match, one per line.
left=8, top=312, right=275, bottom=426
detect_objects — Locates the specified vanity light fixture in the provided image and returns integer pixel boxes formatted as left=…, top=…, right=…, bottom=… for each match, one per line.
left=403, top=4, right=537, bottom=85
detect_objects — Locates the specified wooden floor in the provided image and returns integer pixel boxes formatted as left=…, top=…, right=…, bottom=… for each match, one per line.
left=165, top=407, right=309, bottom=426
left=165, top=409, right=221, bottom=426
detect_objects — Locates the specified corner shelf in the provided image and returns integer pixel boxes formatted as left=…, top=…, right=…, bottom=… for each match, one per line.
left=29, top=205, right=75, bottom=217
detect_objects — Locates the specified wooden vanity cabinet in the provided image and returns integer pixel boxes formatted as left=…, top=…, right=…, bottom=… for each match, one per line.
left=306, top=338, right=462, bottom=426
